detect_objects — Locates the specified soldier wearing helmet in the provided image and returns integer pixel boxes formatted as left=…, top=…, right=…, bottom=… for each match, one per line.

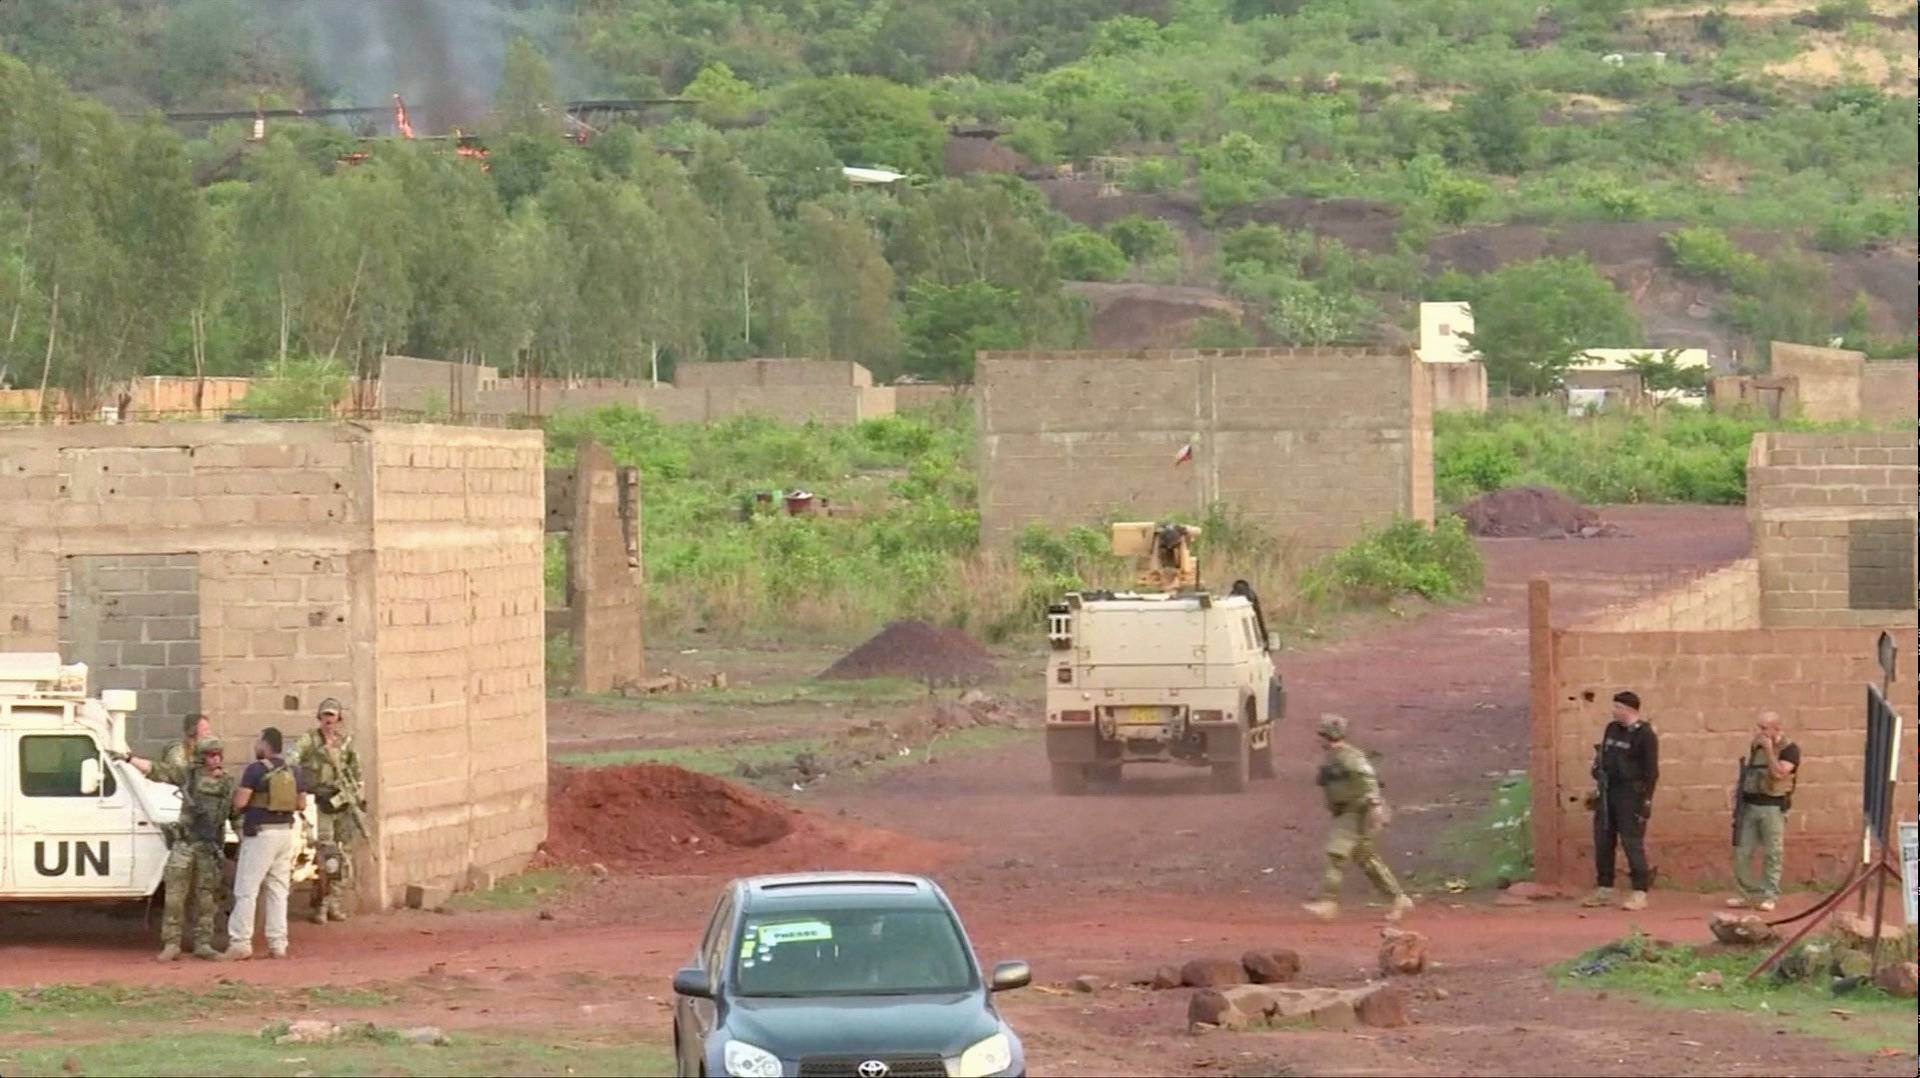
left=1303, top=714, right=1414, bottom=923
left=154, top=736, right=237, bottom=961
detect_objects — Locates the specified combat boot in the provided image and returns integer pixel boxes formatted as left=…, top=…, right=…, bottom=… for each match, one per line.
left=1621, top=890, right=1648, bottom=911
left=1386, top=895, right=1415, bottom=922
left=1301, top=900, right=1339, bottom=920
left=326, top=905, right=349, bottom=923
left=308, top=908, right=328, bottom=925
left=155, top=943, right=181, bottom=963
left=1578, top=887, right=1614, bottom=908
left=192, top=944, right=219, bottom=960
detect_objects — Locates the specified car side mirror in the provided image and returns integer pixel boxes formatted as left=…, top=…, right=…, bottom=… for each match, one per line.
left=1266, top=632, right=1280, bottom=652
left=989, top=960, right=1031, bottom=992
left=78, top=757, right=103, bottom=797
left=672, top=967, right=713, bottom=999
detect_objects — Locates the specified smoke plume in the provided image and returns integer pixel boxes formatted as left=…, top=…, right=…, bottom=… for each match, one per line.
left=270, top=0, right=514, bottom=133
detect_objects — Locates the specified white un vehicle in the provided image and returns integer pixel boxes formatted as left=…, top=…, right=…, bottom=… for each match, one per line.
left=0, top=652, right=315, bottom=905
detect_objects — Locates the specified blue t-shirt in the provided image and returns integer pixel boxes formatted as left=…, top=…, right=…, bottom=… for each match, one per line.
left=239, top=756, right=307, bottom=835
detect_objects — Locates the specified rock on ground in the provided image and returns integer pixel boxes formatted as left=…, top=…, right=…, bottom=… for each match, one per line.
left=1379, top=928, right=1429, bottom=975
left=1355, top=984, right=1411, bottom=1028
left=1241, top=949, right=1301, bottom=984
left=1189, top=983, right=1409, bottom=1032
left=399, top=1026, right=450, bottom=1046
left=274, top=1020, right=341, bottom=1045
left=1708, top=910, right=1779, bottom=946
left=1070, top=974, right=1106, bottom=993
left=1834, top=912, right=1905, bottom=949
left=1875, top=961, right=1918, bottom=998
left=1149, top=965, right=1182, bottom=990
left=1181, top=956, right=1251, bottom=988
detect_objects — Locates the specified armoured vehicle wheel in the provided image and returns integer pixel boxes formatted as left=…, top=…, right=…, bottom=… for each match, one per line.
left=1212, top=745, right=1250, bottom=793
left=1049, top=763, right=1089, bottom=795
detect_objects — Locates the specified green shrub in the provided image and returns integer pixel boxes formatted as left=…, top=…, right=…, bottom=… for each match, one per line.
left=1298, top=516, right=1484, bottom=608
left=1050, top=228, right=1130, bottom=281
left=236, top=357, right=348, bottom=419
left=1105, top=213, right=1180, bottom=262
left=1663, top=226, right=1760, bottom=286
left=1122, top=157, right=1185, bottom=194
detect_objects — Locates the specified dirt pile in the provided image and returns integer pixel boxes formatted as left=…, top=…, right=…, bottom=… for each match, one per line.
left=1454, top=486, right=1624, bottom=539
left=540, top=763, right=952, bottom=874
left=736, top=691, right=1032, bottom=788
left=819, top=620, right=998, bottom=684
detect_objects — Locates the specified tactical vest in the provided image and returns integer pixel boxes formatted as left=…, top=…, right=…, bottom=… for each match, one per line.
left=1741, top=743, right=1797, bottom=799
left=182, top=768, right=233, bottom=846
left=1316, top=746, right=1374, bottom=812
left=261, top=762, right=300, bottom=812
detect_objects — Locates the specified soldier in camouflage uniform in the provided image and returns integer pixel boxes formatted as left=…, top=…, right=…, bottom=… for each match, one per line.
left=122, top=714, right=223, bottom=958
left=156, top=739, right=236, bottom=961
left=296, top=698, right=363, bottom=924
left=1302, top=714, right=1415, bottom=922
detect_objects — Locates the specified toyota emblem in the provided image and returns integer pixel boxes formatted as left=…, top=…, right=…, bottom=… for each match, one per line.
left=856, top=1061, right=890, bottom=1078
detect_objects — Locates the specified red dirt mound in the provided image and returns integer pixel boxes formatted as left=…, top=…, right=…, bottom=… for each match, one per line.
left=819, top=620, right=998, bottom=684
left=541, top=764, right=953, bottom=875
left=1455, top=486, right=1623, bottom=539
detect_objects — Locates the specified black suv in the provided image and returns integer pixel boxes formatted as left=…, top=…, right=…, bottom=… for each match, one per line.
left=670, top=872, right=1030, bottom=1078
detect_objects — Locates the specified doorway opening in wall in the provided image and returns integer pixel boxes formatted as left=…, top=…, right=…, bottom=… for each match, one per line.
left=57, top=553, right=201, bottom=751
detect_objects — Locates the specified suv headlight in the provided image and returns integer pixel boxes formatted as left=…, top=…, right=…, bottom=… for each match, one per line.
left=954, top=1032, right=1013, bottom=1078
left=723, top=1039, right=782, bottom=1078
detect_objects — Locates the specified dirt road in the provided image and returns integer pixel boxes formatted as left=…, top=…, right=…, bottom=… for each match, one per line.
left=5, top=505, right=1906, bottom=1076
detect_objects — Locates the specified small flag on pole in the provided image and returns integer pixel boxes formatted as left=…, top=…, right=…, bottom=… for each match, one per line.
left=1174, top=442, right=1194, bottom=466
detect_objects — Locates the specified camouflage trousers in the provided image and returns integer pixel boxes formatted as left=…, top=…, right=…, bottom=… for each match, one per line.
left=1318, top=808, right=1405, bottom=902
left=159, top=842, right=224, bottom=950
left=310, top=811, right=361, bottom=919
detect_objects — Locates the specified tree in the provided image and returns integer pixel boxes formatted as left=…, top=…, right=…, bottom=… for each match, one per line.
left=1622, top=349, right=1710, bottom=407
left=903, top=281, right=1025, bottom=382
left=788, top=203, right=900, bottom=375
left=1105, top=214, right=1179, bottom=262
left=1457, top=77, right=1538, bottom=174
left=496, top=36, right=558, bottom=136
left=1463, top=257, right=1640, bottom=394
left=729, top=124, right=845, bottom=216
left=1050, top=229, right=1128, bottom=282
left=776, top=76, right=945, bottom=175
left=684, top=62, right=758, bottom=126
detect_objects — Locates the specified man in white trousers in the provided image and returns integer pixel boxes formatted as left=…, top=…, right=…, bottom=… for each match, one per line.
left=219, top=726, right=307, bottom=960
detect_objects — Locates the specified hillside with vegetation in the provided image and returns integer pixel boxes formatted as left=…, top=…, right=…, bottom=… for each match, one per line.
left=1, top=0, right=1914, bottom=406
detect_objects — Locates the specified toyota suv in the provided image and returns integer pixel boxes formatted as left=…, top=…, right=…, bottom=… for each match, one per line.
left=670, top=872, right=1029, bottom=1078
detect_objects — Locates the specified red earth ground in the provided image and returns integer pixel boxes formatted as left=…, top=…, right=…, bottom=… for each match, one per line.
left=2, top=506, right=1909, bottom=1076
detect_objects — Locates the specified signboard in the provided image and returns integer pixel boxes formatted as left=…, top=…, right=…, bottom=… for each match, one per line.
left=1902, top=821, right=1918, bottom=928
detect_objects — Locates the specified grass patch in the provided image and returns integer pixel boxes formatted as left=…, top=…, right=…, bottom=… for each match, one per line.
left=443, top=869, right=582, bottom=913
left=1554, top=933, right=1915, bottom=1055
left=1425, top=774, right=1532, bottom=890
left=0, top=1029, right=672, bottom=1077
left=300, top=985, right=398, bottom=1008
left=1435, top=406, right=1888, bottom=507
left=581, top=677, right=931, bottom=710
left=555, top=726, right=1031, bottom=779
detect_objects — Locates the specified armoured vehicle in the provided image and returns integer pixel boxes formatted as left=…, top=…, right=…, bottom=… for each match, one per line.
left=0, top=652, right=316, bottom=905
left=1043, top=523, right=1284, bottom=794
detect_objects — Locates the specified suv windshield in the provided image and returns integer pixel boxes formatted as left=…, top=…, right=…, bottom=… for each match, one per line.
left=731, top=906, right=976, bottom=997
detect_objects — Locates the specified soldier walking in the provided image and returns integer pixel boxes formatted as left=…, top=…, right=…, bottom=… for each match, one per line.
left=1303, top=714, right=1415, bottom=922
left=296, top=697, right=365, bottom=924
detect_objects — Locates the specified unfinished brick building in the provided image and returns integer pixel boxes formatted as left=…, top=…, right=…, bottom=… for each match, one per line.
left=0, top=422, right=548, bottom=907
left=975, top=348, right=1435, bottom=554
left=1530, top=432, right=1918, bottom=887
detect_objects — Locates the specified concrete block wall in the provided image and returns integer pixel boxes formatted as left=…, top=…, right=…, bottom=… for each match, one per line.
left=1425, top=360, right=1488, bottom=413
left=0, top=421, right=547, bottom=908
left=1532, top=612, right=1917, bottom=888
left=379, top=355, right=499, bottom=412
left=1860, top=360, right=1917, bottom=425
left=58, top=554, right=203, bottom=745
left=369, top=425, right=546, bottom=906
left=566, top=440, right=645, bottom=694
left=1748, top=432, right=1917, bottom=628
left=1576, top=560, right=1761, bottom=633
left=674, top=358, right=874, bottom=388
left=976, top=348, right=1433, bottom=554
left=893, top=384, right=973, bottom=410
left=1710, top=375, right=1797, bottom=420
left=1769, top=343, right=1863, bottom=422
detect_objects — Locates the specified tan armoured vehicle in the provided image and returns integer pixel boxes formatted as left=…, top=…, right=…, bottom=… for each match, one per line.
left=1043, top=523, right=1284, bottom=794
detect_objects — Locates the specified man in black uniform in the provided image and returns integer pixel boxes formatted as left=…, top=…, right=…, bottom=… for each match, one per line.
left=1581, top=690, right=1658, bottom=911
